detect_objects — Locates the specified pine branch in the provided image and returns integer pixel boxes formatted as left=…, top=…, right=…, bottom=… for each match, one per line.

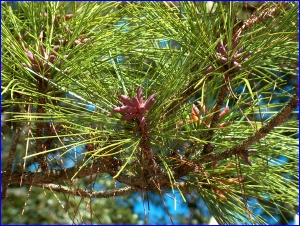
left=2, top=2, right=298, bottom=224
left=6, top=90, right=297, bottom=191
left=7, top=159, right=108, bottom=185
left=36, top=97, right=48, bottom=171
left=6, top=157, right=168, bottom=189
left=40, top=183, right=143, bottom=198
left=198, top=91, right=298, bottom=164
left=233, top=2, right=288, bottom=42
left=39, top=180, right=190, bottom=199
left=6, top=143, right=193, bottom=194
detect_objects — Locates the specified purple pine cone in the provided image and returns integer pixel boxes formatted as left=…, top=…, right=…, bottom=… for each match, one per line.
left=113, top=87, right=157, bottom=124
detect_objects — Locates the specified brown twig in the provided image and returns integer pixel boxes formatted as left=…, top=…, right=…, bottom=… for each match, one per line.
left=198, top=91, right=298, bottom=164
left=138, top=123, right=158, bottom=183
left=5, top=157, right=155, bottom=189
left=40, top=184, right=144, bottom=198
left=39, top=180, right=190, bottom=199
left=7, top=159, right=107, bottom=185
left=36, top=96, right=48, bottom=171
left=233, top=2, right=286, bottom=42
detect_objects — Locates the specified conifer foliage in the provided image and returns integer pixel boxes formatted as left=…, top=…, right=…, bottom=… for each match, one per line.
left=2, top=2, right=298, bottom=224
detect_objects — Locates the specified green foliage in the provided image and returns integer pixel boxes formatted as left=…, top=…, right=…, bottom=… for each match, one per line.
left=2, top=2, right=298, bottom=224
